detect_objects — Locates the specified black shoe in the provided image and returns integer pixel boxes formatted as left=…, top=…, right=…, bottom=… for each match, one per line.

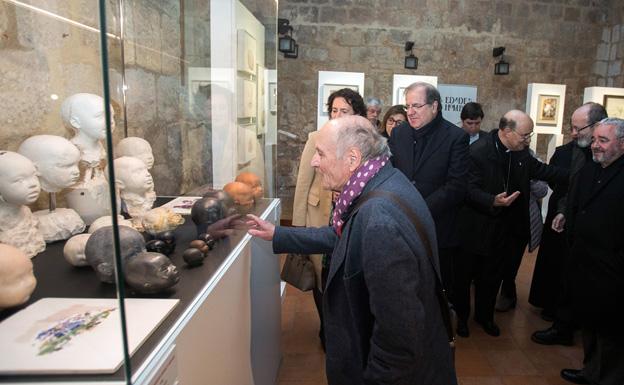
left=560, top=368, right=589, bottom=384
left=475, top=319, right=500, bottom=337
left=495, top=295, right=517, bottom=312
left=531, top=327, right=574, bottom=346
left=456, top=319, right=469, bottom=338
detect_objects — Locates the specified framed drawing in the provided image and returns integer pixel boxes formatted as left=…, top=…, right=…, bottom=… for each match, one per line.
left=269, top=82, right=277, bottom=112
left=321, top=84, right=359, bottom=107
left=0, top=297, right=178, bottom=374
left=237, top=29, right=256, bottom=76
left=603, top=95, right=624, bottom=119
left=237, top=78, right=257, bottom=119
left=237, top=125, right=257, bottom=164
left=536, top=94, right=560, bottom=125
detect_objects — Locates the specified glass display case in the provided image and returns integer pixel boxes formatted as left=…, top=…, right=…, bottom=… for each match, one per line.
left=0, top=0, right=279, bottom=384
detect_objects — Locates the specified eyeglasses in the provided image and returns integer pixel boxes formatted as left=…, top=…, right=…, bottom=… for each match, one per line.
left=404, top=102, right=430, bottom=111
left=513, top=130, right=534, bottom=140
left=570, top=121, right=597, bottom=133
left=387, top=117, right=405, bottom=126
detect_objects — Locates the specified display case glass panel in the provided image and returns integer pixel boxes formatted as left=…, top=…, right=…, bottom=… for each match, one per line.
left=0, top=0, right=277, bottom=382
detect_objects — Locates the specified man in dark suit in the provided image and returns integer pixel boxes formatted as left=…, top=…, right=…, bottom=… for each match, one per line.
left=460, top=102, right=486, bottom=145
left=559, top=118, right=624, bottom=385
left=529, top=102, right=607, bottom=346
left=455, top=110, right=567, bottom=337
left=389, top=82, right=469, bottom=296
left=248, top=115, right=457, bottom=385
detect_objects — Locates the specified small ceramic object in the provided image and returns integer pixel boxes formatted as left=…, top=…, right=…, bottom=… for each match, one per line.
left=202, top=189, right=236, bottom=215
left=235, top=172, right=263, bottom=201
left=154, top=230, right=176, bottom=255
left=223, top=181, right=254, bottom=207
left=197, top=233, right=216, bottom=250
left=189, top=240, right=209, bottom=255
left=183, top=248, right=204, bottom=267
left=85, top=225, right=145, bottom=283
left=191, top=197, right=227, bottom=235
left=145, top=239, right=169, bottom=255
left=89, top=215, right=133, bottom=234
left=63, top=233, right=91, bottom=267
left=141, top=207, right=184, bottom=235
left=124, top=251, right=179, bottom=294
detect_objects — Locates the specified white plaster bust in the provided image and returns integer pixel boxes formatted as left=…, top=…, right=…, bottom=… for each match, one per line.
left=61, top=93, right=114, bottom=168
left=17, top=135, right=86, bottom=242
left=116, top=137, right=154, bottom=169
left=18, top=135, right=81, bottom=193
left=111, top=156, right=156, bottom=218
left=0, top=151, right=46, bottom=258
left=0, top=243, right=37, bottom=310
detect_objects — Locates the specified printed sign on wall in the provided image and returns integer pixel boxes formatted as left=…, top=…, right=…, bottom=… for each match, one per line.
left=437, top=84, right=478, bottom=126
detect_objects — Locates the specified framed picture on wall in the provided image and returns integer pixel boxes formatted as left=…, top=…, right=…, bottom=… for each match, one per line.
left=603, top=95, right=624, bottom=119
left=237, top=29, right=256, bottom=76
left=237, top=78, right=257, bottom=119
left=321, top=84, right=359, bottom=107
left=536, top=94, right=560, bottom=125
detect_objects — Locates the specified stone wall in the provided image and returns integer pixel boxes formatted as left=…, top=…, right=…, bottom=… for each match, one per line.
left=276, top=0, right=621, bottom=218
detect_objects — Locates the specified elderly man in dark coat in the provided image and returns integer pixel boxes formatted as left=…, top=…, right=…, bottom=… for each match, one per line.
left=247, top=115, right=457, bottom=385
left=559, top=118, right=624, bottom=385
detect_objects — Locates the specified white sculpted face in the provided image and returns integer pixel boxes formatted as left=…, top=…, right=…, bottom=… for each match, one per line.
left=62, top=93, right=115, bottom=141
left=0, top=151, right=40, bottom=205
left=115, top=156, right=153, bottom=194
left=0, top=243, right=37, bottom=309
left=116, top=137, right=154, bottom=169
left=63, top=233, right=91, bottom=266
left=18, top=135, right=81, bottom=192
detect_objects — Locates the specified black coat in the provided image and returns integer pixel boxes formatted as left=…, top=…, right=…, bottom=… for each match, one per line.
left=566, top=155, right=624, bottom=327
left=273, top=165, right=457, bottom=385
left=528, top=141, right=574, bottom=308
left=459, top=130, right=568, bottom=256
left=389, top=113, right=469, bottom=248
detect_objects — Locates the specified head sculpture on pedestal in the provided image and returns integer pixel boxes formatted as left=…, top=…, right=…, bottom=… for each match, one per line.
left=110, top=156, right=155, bottom=217
left=18, top=135, right=81, bottom=193
left=116, top=137, right=154, bottom=169
left=0, top=151, right=41, bottom=206
left=61, top=93, right=114, bottom=141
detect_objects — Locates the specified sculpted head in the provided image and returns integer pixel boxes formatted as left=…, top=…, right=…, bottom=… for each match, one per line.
left=235, top=172, right=263, bottom=200
left=0, top=243, right=37, bottom=310
left=223, top=181, right=254, bottom=207
left=116, top=137, right=154, bottom=169
left=113, top=156, right=154, bottom=195
left=18, top=135, right=81, bottom=192
left=61, top=93, right=115, bottom=141
left=0, top=151, right=40, bottom=206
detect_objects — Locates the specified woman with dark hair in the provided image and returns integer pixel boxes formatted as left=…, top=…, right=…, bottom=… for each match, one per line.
left=380, top=104, right=407, bottom=138
left=326, top=88, right=367, bottom=118
left=291, top=87, right=365, bottom=350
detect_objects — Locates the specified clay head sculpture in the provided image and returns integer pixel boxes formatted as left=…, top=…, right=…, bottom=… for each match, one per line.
left=223, top=181, right=254, bottom=207
left=190, top=197, right=227, bottom=235
left=124, top=251, right=179, bottom=294
left=235, top=172, right=263, bottom=200
left=17, top=135, right=81, bottom=193
left=111, top=156, right=155, bottom=218
left=0, top=243, right=37, bottom=310
left=202, top=188, right=236, bottom=216
left=63, top=233, right=92, bottom=267
left=116, top=137, right=154, bottom=169
left=0, top=151, right=41, bottom=206
left=61, top=93, right=113, bottom=141
left=85, top=225, right=145, bottom=283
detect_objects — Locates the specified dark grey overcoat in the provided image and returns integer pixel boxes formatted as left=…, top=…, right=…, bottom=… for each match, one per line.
left=274, top=165, right=457, bottom=385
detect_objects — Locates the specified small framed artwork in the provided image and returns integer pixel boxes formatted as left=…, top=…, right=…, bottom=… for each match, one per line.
left=237, top=125, right=257, bottom=164
left=237, top=29, right=256, bottom=76
left=536, top=94, right=560, bottom=125
left=603, top=95, right=624, bottom=119
left=321, top=84, right=359, bottom=106
left=237, top=78, right=257, bottom=119
left=269, top=82, right=277, bottom=112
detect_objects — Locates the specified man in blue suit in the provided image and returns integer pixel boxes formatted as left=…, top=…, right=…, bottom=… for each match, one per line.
left=247, top=115, right=457, bottom=385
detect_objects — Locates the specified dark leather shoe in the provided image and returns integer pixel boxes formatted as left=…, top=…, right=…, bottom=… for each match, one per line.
left=495, top=295, right=517, bottom=312
left=531, top=327, right=573, bottom=346
left=475, top=319, right=500, bottom=337
left=456, top=319, right=469, bottom=338
left=560, top=368, right=589, bottom=384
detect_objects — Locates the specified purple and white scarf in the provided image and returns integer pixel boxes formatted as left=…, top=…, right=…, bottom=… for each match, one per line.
left=331, top=155, right=389, bottom=236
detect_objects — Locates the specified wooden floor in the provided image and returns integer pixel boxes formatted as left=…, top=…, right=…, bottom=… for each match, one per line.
left=276, top=248, right=584, bottom=385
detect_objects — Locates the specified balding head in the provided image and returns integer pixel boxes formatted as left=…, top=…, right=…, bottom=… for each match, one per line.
left=498, top=110, right=534, bottom=151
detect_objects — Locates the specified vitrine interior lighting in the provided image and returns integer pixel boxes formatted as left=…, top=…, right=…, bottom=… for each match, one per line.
left=6, top=0, right=120, bottom=40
